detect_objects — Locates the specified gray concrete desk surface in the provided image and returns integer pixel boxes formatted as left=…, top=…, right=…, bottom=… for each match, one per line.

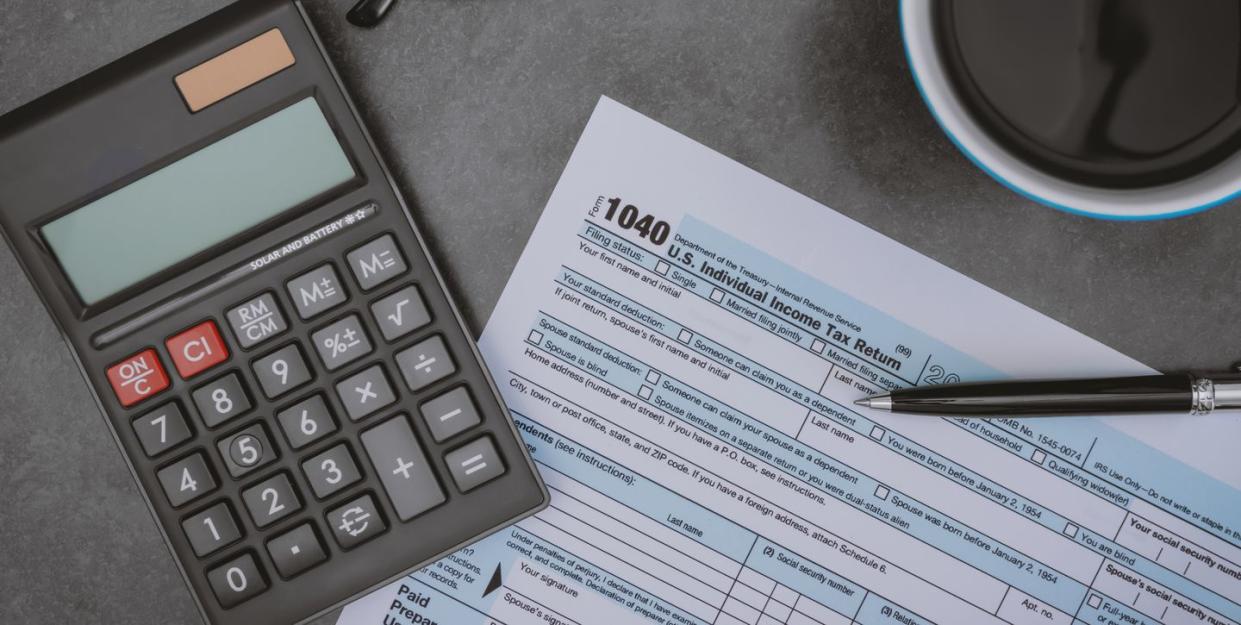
left=1, top=1, right=1238, bottom=623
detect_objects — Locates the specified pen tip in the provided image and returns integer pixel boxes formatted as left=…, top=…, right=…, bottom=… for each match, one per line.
left=854, top=398, right=871, bottom=408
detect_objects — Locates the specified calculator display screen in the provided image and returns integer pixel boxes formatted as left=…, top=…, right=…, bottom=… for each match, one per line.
left=41, top=97, right=355, bottom=305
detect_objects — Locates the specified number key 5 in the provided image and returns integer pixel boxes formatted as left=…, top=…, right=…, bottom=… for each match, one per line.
left=216, top=423, right=278, bottom=478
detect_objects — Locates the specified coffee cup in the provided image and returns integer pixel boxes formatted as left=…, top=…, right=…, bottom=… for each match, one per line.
left=902, top=0, right=1241, bottom=219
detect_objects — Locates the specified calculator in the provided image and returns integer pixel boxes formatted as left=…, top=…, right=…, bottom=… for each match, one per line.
left=0, top=1, right=547, bottom=624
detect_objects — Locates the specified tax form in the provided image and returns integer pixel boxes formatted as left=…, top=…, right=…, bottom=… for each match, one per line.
left=340, top=97, right=1241, bottom=625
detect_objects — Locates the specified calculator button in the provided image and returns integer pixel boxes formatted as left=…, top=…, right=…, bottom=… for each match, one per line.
left=311, top=315, right=373, bottom=371
left=252, top=344, right=313, bottom=399
left=192, top=373, right=252, bottom=427
left=207, top=553, right=268, bottom=609
left=241, top=473, right=302, bottom=528
left=370, top=285, right=431, bottom=341
left=157, top=453, right=218, bottom=507
left=346, top=234, right=407, bottom=290
left=267, top=524, right=327, bottom=578
left=445, top=437, right=506, bottom=492
left=335, top=364, right=397, bottom=421
left=216, top=423, right=278, bottom=478
left=106, top=348, right=170, bottom=407
left=226, top=293, right=288, bottom=348
left=182, top=502, right=241, bottom=557
left=286, top=264, right=348, bottom=319
left=165, top=320, right=229, bottom=379
left=395, top=335, right=456, bottom=392
left=302, top=443, right=363, bottom=499
left=420, top=387, right=481, bottom=443
left=361, top=415, right=444, bottom=521
left=132, top=402, right=192, bottom=456
left=276, top=394, right=337, bottom=449
left=327, top=494, right=386, bottom=549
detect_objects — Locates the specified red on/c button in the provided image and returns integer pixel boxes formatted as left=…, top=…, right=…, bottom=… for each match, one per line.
left=166, top=321, right=230, bottom=379
left=106, top=349, right=171, bottom=407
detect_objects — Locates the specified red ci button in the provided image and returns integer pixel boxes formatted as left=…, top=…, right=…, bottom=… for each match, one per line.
left=166, top=321, right=230, bottom=379
left=106, top=349, right=170, bottom=407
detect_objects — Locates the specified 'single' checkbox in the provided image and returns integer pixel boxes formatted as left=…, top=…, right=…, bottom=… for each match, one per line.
left=710, top=288, right=725, bottom=303
left=655, top=261, right=670, bottom=276
left=528, top=330, right=544, bottom=345
left=678, top=329, right=693, bottom=343
left=811, top=339, right=826, bottom=354
left=870, top=425, right=886, bottom=440
left=1031, top=449, right=1047, bottom=465
left=874, top=485, right=890, bottom=500
left=1087, top=595, right=1101, bottom=609
left=1064, top=523, right=1079, bottom=538
left=646, top=370, right=661, bottom=384
left=638, top=385, right=653, bottom=400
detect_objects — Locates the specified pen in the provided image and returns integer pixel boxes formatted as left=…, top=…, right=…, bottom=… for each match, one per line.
left=853, top=372, right=1241, bottom=417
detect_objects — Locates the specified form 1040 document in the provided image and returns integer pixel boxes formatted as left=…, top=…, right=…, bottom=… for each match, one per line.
left=339, top=97, right=1241, bottom=625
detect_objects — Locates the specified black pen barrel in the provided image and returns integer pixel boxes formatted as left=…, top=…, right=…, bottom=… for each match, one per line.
left=892, top=375, right=1193, bottom=416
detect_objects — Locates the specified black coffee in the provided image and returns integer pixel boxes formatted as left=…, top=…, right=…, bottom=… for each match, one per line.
left=934, top=0, right=1241, bottom=188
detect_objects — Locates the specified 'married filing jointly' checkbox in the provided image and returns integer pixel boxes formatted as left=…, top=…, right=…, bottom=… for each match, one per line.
left=655, top=261, right=670, bottom=276
left=710, top=288, right=725, bottom=303
left=678, top=329, right=693, bottom=343
left=528, top=330, right=544, bottom=345
left=638, top=385, right=653, bottom=399
left=811, top=339, right=826, bottom=354
left=1031, top=449, right=1047, bottom=465
left=874, top=485, right=890, bottom=500
left=646, top=370, right=661, bottom=384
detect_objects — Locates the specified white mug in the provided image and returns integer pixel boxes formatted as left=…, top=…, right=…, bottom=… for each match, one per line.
left=901, top=0, right=1241, bottom=220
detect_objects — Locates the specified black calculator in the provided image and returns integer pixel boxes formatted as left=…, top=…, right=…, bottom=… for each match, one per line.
left=0, top=1, right=547, bottom=624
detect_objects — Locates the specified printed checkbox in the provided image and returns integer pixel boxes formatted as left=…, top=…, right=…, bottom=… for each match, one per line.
left=811, top=339, right=826, bottom=354
left=646, top=370, right=662, bottom=384
left=638, top=385, right=653, bottom=400
left=1031, top=449, right=1047, bottom=465
left=874, top=485, right=890, bottom=500
left=870, top=425, right=886, bottom=440
left=528, top=330, right=544, bottom=345
left=1064, top=523, right=1079, bottom=538
left=655, top=261, right=670, bottom=276
left=710, top=288, right=725, bottom=303
left=678, top=329, right=693, bottom=344
left=1087, top=595, right=1101, bottom=609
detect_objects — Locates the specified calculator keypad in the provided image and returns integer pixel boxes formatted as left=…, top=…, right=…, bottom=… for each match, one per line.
left=252, top=344, right=313, bottom=399
left=166, top=321, right=229, bottom=379
left=107, top=349, right=170, bottom=407
left=207, top=553, right=268, bottom=608
left=242, top=473, right=302, bottom=528
left=226, top=293, right=288, bottom=348
left=346, top=234, right=406, bottom=290
left=327, top=494, right=386, bottom=549
left=311, top=315, right=372, bottom=370
left=301, top=443, right=362, bottom=499
left=267, top=524, right=326, bottom=578
left=335, top=365, right=396, bottom=421
left=182, top=502, right=242, bottom=557
left=360, top=415, right=443, bottom=520
left=276, top=395, right=337, bottom=449
left=108, top=231, right=526, bottom=617
left=192, top=373, right=252, bottom=427
left=217, top=423, right=278, bottom=478
left=133, top=402, right=193, bottom=456
left=370, top=285, right=430, bottom=341
left=158, top=453, right=218, bottom=507
left=395, top=335, right=455, bottom=391
left=286, top=264, right=347, bottom=319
